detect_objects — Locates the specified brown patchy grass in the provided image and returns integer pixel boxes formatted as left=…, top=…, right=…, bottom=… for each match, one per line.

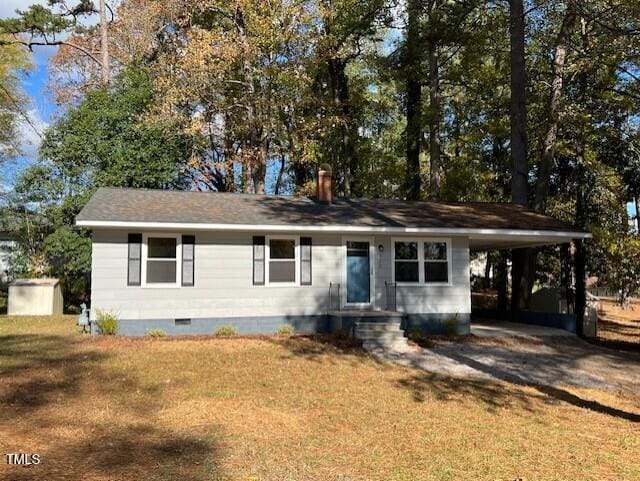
left=1, top=316, right=639, bottom=481
left=597, top=300, right=640, bottom=350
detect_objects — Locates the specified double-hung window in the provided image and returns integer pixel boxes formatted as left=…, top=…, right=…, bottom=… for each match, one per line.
left=144, top=234, right=180, bottom=286
left=424, top=241, right=448, bottom=283
left=128, top=233, right=195, bottom=287
left=394, top=241, right=419, bottom=283
left=393, top=239, right=450, bottom=284
left=268, top=237, right=297, bottom=284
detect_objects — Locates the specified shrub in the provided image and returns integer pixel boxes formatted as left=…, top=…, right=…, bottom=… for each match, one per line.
left=276, top=324, right=295, bottom=336
left=96, top=310, right=119, bottom=335
left=407, top=328, right=427, bottom=343
left=213, top=324, right=238, bottom=337
left=146, top=329, right=167, bottom=338
left=442, top=313, right=459, bottom=336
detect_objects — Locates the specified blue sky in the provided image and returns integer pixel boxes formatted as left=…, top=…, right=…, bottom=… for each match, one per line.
left=1, top=0, right=58, bottom=188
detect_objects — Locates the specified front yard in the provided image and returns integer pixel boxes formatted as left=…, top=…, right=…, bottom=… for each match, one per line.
left=1, top=316, right=639, bottom=481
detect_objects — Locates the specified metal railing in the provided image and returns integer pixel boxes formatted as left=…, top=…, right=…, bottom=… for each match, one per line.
left=328, top=282, right=341, bottom=311
left=385, top=281, right=397, bottom=311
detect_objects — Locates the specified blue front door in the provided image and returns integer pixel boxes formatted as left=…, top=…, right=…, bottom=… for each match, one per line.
left=346, top=241, right=371, bottom=304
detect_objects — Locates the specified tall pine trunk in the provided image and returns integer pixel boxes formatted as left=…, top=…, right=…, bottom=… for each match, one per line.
left=428, top=42, right=442, bottom=199
left=328, top=58, right=357, bottom=197
left=574, top=143, right=587, bottom=337
left=508, top=0, right=529, bottom=312
left=535, top=0, right=577, bottom=212
left=405, top=0, right=422, bottom=200
left=509, top=0, right=527, bottom=206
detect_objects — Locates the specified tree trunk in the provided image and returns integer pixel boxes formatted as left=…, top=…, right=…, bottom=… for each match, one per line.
left=560, top=242, right=574, bottom=312
left=508, top=0, right=530, bottom=313
left=428, top=41, right=441, bottom=200
left=574, top=142, right=587, bottom=336
left=235, top=5, right=266, bottom=194
left=535, top=0, right=577, bottom=213
left=509, top=0, right=527, bottom=206
left=99, top=0, right=110, bottom=85
left=484, top=252, right=493, bottom=289
left=328, top=57, right=356, bottom=197
left=252, top=145, right=268, bottom=194
left=496, top=250, right=508, bottom=314
left=510, top=248, right=534, bottom=312
left=405, top=0, right=422, bottom=201
left=635, top=196, right=640, bottom=232
left=274, top=154, right=286, bottom=195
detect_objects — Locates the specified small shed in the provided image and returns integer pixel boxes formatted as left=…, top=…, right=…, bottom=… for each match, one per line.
left=8, top=278, right=64, bottom=316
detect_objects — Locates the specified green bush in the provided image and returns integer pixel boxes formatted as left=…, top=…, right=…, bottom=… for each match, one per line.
left=276, top=324, right=295, bottom=336
left=146, top=329, right=167, bottom=338
left=96, top=310, right=119, bottom=335
left=213, top=324, right=238, bottom=337
left=442, top=313, right=459, bottom=336
left=407, top=328, right=428, bottom=343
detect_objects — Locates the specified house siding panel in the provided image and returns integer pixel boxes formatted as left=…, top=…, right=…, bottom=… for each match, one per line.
left=90, top=230, right=471, bottom=335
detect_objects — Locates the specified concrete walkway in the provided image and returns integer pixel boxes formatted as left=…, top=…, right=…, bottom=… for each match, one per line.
left=470, top=321, right=574, bottom=338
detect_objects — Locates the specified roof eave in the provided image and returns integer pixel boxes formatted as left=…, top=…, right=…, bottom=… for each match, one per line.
left=75, top=219, right=591, bottom=240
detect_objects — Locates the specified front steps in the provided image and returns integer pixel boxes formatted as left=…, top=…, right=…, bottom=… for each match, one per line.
left=355, top=321, right=411, bottom=353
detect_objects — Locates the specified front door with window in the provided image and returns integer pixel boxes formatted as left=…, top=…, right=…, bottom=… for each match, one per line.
left=346, top=240, right=371, bottom=305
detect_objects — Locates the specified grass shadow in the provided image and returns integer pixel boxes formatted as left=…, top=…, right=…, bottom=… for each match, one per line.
left=395, top=371, right=546, bottom=413
left=0, top=332, right=223, bottom=481
left=432, top=346, right=640, bottom=423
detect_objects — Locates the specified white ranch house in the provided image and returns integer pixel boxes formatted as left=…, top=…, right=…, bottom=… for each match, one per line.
left=76, top=177, right=590, bottom=337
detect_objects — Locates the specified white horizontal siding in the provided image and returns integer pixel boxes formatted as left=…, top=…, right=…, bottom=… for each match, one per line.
left=90, top=230, right=471, bottom=320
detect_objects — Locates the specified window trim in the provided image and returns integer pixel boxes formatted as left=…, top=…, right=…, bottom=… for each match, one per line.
left=391, top=237, right=452, bottom=286
left=264, top=235, right=300, bottom=287
left=140, top=233, right=182, bottom=288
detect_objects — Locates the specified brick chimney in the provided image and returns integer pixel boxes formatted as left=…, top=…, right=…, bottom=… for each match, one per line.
left=317, top=168, right=333, bottom=203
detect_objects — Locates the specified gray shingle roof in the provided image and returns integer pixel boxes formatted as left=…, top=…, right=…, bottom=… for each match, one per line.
left=76, top=187, right=583, bottom=233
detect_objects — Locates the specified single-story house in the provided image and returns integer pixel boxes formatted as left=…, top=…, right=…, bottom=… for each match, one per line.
left=76, top=172, right=590, bottom=336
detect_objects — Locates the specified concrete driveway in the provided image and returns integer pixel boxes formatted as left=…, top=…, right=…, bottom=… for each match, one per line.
left=470, top=320, right=574, bottom=338
left=378, top=325, right=640, bottom=396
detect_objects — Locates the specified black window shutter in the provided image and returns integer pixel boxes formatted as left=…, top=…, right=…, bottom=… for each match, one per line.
left=127, top=233, right=142, bottom=286
left=182, top=235, right=195, bottom=286
left=300, top=237, right=312, bottom=285
left=253, top=236, right=265, bottom=285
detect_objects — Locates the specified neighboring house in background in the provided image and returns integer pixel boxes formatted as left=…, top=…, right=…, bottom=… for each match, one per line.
left=0, top=231, right=15, bottom=284
left=76, top=171, right=591, bottom=336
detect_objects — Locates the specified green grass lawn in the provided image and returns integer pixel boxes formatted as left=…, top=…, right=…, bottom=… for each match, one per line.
left=0, top=316, right=638, bottom=481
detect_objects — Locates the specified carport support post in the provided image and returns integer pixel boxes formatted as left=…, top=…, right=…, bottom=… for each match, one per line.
left=560, top=243, right=573, bottom=310
left=574, top=239, right=586, bottom=337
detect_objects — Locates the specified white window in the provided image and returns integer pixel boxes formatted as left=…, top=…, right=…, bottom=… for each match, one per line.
left=142, top=234, right=181, bottom=287
left=266, top=236, right=299, bottom=285
left=424, top=241, right=448, bottom=283
left=393, top=238, right=451, bottom=285
left=394, top=241, right=419, bottom=283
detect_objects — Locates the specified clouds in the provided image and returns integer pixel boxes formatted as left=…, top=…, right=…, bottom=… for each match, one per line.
left=17, top=108, right=48, bottom=160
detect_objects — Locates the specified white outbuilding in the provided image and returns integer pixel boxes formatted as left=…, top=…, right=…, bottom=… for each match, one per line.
left=8, top=278, right=64, bottom=316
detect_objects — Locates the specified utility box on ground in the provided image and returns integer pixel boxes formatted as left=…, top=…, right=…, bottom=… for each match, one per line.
left=8, top=278, right=64, bottom=316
